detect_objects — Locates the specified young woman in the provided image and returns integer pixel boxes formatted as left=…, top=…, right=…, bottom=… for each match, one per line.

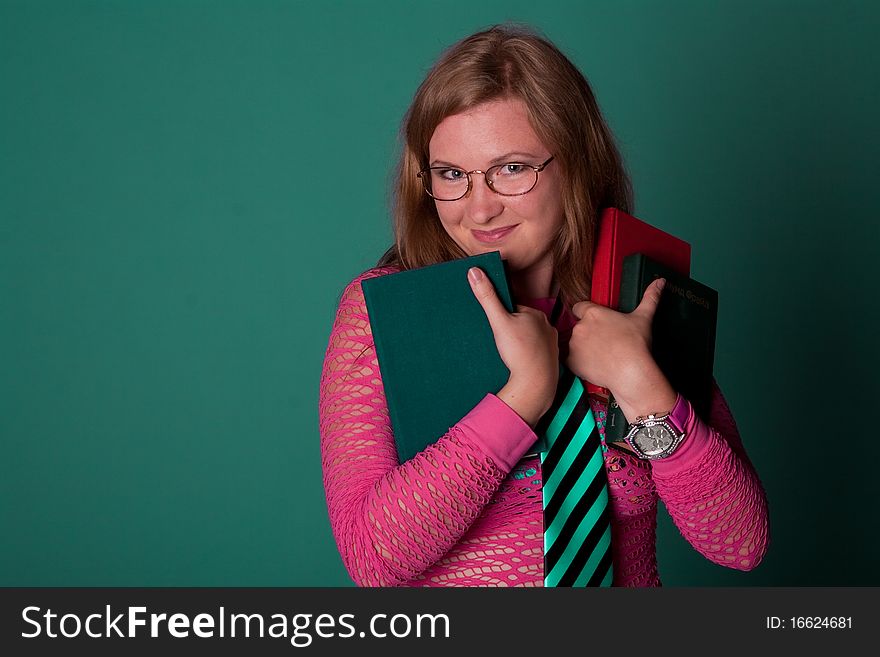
left=319, top=24, right=769, bottom=587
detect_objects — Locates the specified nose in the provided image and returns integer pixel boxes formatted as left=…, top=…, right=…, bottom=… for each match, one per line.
left=463, top=172, right=504, bottom=225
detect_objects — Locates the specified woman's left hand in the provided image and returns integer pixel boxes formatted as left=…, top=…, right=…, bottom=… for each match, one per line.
left=567, top=278, right=678, bottom=423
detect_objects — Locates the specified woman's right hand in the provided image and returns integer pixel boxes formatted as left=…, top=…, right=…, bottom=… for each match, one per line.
left=468, top=267, right=559, bottom=427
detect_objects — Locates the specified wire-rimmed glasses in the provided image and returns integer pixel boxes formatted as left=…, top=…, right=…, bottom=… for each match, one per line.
left=417, top=156, right=554, bottom=201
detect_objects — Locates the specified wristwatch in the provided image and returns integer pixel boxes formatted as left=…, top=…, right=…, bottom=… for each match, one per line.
left=623, top=395, right=688, bottom=460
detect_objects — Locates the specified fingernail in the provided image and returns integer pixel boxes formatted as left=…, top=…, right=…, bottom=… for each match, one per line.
left=657, top=277, right=666, bottom=290
left=468, top=267, right=484, bottom=284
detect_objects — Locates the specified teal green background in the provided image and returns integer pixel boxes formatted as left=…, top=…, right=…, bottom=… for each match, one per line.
left=2, top=0, right=877, bottom=586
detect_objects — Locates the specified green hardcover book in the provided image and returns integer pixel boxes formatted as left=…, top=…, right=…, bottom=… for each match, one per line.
left=605, top=253, right=718, bottom=443
left=362, top=252, right=546, bottom=463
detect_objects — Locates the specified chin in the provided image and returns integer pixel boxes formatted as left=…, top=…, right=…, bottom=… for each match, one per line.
left=494, top=250, right=525, bottom=270
left=461, top=242, right=499, bottom=257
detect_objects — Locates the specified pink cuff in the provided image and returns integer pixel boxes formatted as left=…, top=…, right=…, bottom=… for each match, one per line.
left=650, top=394, right=712, bottom=472
left=456, top=394, right=539, bottom=472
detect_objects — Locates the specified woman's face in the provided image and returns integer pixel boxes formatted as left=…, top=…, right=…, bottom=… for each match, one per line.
left=428, top=97, right=565, bottom=286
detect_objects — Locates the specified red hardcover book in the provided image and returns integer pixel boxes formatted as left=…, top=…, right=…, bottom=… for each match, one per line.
left=585, top=208, right=691, bottom=398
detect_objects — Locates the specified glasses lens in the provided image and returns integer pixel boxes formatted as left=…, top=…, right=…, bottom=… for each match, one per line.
left=423, top=167, right=468, bottom=200
left=487, top=163, right=538, bottom=195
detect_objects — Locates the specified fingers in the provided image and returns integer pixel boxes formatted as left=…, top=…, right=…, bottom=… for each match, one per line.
left=571, top=300, right=596, bottom=320
left=468, top=267, right=510, bottom=328
left=572, top=277, right=665, bottom=324
left=633, top=277, right=666, bottom=320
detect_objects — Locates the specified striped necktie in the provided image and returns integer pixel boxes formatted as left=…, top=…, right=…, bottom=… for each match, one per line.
left=536, top=298, right=614, bottom=587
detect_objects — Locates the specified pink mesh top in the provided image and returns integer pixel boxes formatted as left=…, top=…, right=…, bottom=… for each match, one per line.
left=319, top=266, right=770, bottom=587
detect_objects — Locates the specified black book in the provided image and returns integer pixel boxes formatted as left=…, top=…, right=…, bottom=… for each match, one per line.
left=604, top=253, right=718, bottom=443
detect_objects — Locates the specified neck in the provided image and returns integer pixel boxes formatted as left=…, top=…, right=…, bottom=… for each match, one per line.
left=509, top=262, right=557, bottom=301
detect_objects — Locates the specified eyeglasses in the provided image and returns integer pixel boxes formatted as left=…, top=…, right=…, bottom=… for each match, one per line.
left=417, top=156, right=555, bottom=201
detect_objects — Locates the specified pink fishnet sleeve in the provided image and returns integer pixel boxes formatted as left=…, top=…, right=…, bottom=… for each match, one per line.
left=651, top=382, right=770, bottom=571
left=318, top=269, right=532, bottom=586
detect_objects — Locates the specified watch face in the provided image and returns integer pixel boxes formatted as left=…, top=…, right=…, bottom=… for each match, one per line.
left=631, top=423, right=675, bottom=458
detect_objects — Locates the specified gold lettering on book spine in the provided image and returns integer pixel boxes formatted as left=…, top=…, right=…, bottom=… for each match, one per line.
left=657, top=277, right=710, bottom=310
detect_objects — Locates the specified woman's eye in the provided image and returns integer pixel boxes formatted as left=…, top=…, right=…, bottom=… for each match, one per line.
left=499, top=163, right=526, bottom=176
left=436, top=168, right=465, bottom=181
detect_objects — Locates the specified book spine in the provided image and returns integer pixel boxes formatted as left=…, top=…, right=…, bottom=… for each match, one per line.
left=360, top=279, right=406, bottom=460
left=617, top=254, right=648, bottom=314
left=604, top=255, right=648, bottom=443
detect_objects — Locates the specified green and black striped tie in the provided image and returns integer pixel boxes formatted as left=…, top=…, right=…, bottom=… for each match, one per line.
left=536, top=356, right=614, bottom=586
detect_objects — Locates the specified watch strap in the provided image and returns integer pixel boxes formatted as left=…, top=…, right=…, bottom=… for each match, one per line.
left=667, top=393, right=689, bottom=434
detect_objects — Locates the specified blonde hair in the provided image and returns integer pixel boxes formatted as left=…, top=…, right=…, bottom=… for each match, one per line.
left=379, top=23, right=632, bottom=304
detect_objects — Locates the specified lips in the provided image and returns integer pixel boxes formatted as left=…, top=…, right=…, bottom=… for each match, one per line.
left=471, top=225, right=518, bottom=243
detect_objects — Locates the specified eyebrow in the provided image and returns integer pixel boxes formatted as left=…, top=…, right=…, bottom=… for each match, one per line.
left=429, top=151, right=547, bottom=168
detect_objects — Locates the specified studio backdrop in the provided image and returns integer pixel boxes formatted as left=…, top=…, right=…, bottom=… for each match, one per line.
left=2, top=0, right=877, bottom=586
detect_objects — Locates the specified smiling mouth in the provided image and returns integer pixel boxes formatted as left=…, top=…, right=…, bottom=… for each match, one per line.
left=472, top=225, right=518, bottom=243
